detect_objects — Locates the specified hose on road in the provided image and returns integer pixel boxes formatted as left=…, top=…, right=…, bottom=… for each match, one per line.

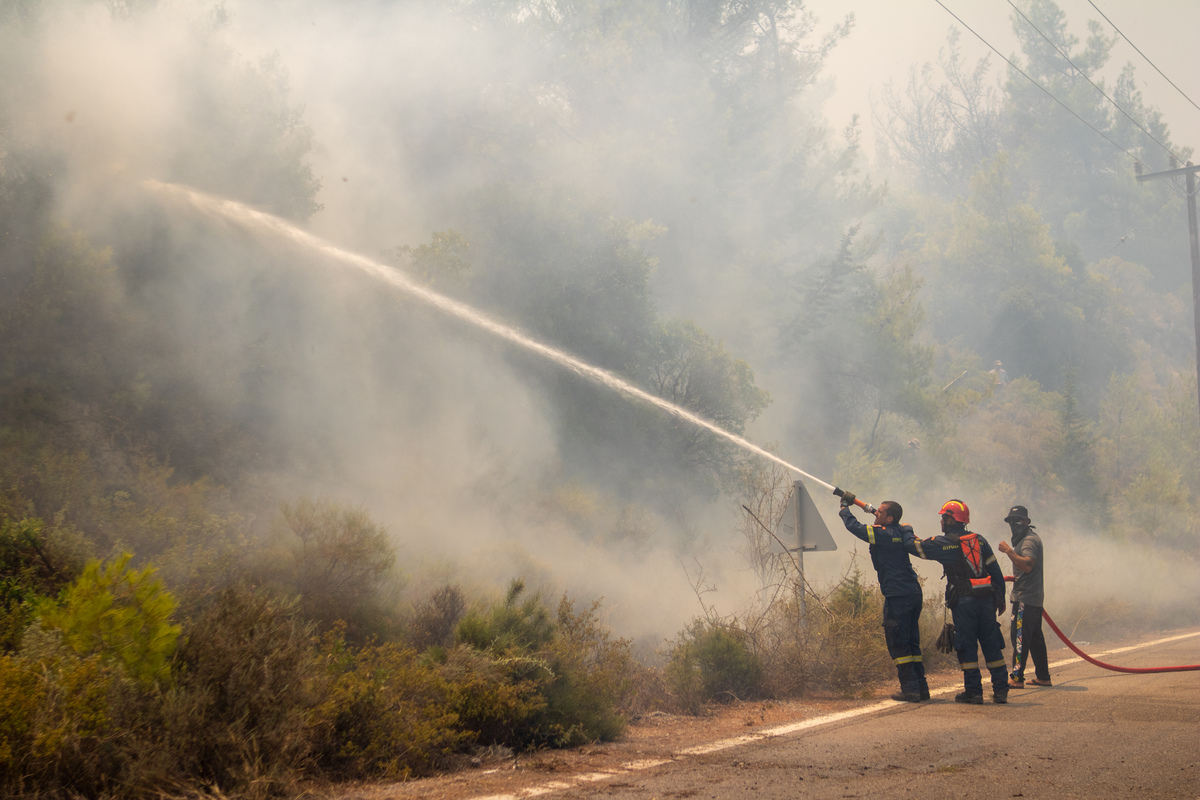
left=1039, top=608, right=1200, bottom=673
left=1004, top=576, right=1200, bottom=673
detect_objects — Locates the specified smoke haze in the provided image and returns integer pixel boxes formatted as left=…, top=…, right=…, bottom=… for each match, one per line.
left=3, top=0, right=1196, bottom=645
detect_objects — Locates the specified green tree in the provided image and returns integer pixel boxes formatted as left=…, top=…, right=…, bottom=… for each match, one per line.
left=637, top=319, right=771, bottom=486
left=879, top=3, right=1189, bottom=284
left=1001, top=0, right=1188, bottom=274
left=458, top=184, right=773, bottom=496
left=1056, top=368, right=1096, bottom=505
left=388, top=230, right=472, bottom=293
left=37, top=553, right=180, bottom=688
left=462, top=184, right=656, bottom=374
left=1095, top=372, right=1199, bottom=548
left=874, top=28, right=1002, bottom=197
left=782, top=231, right=935, bottom=463
left=917, top=157, right=1131, bottom=396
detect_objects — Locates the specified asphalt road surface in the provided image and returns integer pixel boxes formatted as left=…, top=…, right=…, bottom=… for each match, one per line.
left=477, top=631, right=1199, bottom=800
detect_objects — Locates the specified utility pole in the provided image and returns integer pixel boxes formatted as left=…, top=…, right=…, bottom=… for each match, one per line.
left=1137, top=161, right=1200, bottom=425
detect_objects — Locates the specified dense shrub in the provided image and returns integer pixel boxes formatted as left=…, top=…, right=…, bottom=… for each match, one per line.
left=408, top=583, right=466, bottom=651
left=315, top=639, right=466, bottom=780
left=0, top=654, right=42, bottom=773
left=666, top=617, right=763, bottom=713
left=451, top=581, right=632, bottom=748
left=277, top=498, right=400, bottom=643
left=541, top=596, right=632, bottom=745
left=0, top=554, right=182, bottom=798
left=439, top=644, right=548, bottom=749
left=451, top=581, right=562, bottom=749
left=457, top=579, right=554, bottom=653
left=0, top=516, right=76, bottom=652
left=0, top=563, right=643, bottom=795
left=0, top=633, right=153, bottom=799
left=166, top=584, right=321, bottom=796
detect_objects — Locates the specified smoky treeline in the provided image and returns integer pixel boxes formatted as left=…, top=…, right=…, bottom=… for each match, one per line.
left=0, top=0, right=1197, bottom=793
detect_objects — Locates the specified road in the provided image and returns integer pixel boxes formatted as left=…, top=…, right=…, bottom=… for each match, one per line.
left=474, top=631, right=1199, bottom=800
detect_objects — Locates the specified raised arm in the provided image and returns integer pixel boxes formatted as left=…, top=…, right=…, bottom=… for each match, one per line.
left=998, top=540, right=1034, bottom=573
left=838, top=506, right=873, bottom=544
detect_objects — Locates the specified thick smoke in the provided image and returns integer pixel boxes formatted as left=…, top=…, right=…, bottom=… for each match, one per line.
left=4, top=0, right=1195, bottom=645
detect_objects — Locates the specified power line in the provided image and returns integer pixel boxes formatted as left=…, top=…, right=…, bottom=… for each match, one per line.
left=930, top=0, right=1140, bottom=165
left=1104, top=189, right=1179, bottom=257
left=922, top=2, right=1191, bottom=390
left=1086, top=0, right=1200, bottom=115
left=1006, top=0, right=1183, bottom=164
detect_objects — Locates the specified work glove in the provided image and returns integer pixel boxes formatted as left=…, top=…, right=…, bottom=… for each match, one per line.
left=935, top=622, right=956, bottom=654
left=839, top=491, right=856, bottom=508
left=995, top=596, right=1007, bottom=616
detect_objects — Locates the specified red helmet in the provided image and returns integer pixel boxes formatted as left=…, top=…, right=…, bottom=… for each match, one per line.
left=938, top=499, right=970, bottom=524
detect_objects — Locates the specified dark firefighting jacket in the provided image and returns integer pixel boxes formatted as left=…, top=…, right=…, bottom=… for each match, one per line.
left=914, top=530, right=1005, bottom=609
left=839, top=508, right=922, bottom=599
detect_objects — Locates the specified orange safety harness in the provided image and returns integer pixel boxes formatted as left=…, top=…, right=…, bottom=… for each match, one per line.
left=958, top=533, right=993, bottom=594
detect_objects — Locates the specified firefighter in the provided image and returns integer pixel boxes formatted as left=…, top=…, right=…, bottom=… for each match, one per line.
left=913, top=499, right=1009, bottom=704
left=836, top=493, right=929, bottom=702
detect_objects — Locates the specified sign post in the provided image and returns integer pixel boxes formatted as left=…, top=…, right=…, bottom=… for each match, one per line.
left=773, top=479, right=837, bottom=627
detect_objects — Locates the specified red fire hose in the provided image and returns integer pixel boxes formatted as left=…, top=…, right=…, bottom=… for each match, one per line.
left=1004, top=577, right=1200, bottom=673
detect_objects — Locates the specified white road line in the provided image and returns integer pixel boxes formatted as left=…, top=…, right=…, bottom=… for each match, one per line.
left=1070, top=629, right=1200, bottom=659
left=465, top=630, right=1200, bottom=800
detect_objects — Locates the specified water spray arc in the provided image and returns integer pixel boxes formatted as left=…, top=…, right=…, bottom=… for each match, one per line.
left=145, top=180, right=848, bottom=494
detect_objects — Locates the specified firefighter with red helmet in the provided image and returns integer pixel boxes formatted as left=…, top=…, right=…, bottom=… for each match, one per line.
left=913, top=499, right=1010, bottom=704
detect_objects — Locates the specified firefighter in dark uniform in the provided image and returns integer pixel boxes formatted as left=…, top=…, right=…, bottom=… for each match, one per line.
left=836, top=493, right=929, bottom=702
left=913, top=499, right=1009, bottom=704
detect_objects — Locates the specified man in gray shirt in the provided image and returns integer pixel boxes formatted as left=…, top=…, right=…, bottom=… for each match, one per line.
left=997, top=505, right=1052, bottom=688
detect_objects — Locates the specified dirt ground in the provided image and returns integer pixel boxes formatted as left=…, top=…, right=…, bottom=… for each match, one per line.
left=302, top=669, right=972, bottom=800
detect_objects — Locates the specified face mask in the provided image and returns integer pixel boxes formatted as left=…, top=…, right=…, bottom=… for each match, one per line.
left=1009, top=520, right=1028, bottom=536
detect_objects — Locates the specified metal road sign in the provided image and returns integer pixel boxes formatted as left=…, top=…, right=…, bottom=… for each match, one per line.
left=773, top=479, right=838, bottom=554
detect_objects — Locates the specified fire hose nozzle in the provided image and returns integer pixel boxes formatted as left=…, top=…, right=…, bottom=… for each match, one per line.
left=833, top=487, right=876, bottom=515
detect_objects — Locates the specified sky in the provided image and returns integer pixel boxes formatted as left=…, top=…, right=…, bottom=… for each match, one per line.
left=816, top=0, right=1200, bottom=161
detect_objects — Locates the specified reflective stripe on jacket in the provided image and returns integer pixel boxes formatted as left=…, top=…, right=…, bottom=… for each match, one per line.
left=838, top=507, right=922, bottom=598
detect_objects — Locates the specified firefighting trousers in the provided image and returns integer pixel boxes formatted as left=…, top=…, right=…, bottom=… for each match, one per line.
left=883, top=593, right=926, bottom=695
left=951, top=595, right=1007, bottom=696
left=1010, top=602, right=1051, bottom=682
